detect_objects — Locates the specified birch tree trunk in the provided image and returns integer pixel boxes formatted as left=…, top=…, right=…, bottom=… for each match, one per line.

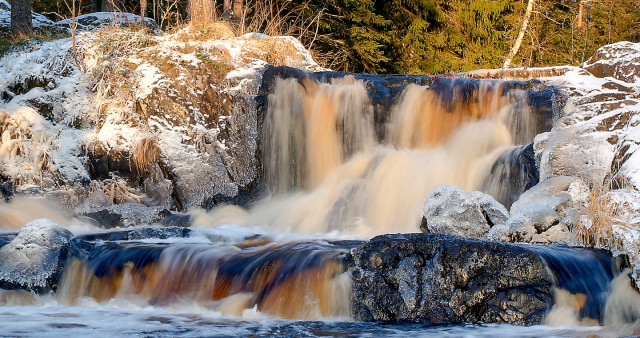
left=503, top=0, right=535, bottom=69
left=11, top=0, right=32, bottom=35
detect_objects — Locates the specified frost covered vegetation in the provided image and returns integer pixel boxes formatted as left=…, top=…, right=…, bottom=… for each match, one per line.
left=0, top=6, right=323, bottom=227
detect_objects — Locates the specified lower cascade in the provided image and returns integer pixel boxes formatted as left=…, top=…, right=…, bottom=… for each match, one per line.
left=0, top=222, right=639, bottom=330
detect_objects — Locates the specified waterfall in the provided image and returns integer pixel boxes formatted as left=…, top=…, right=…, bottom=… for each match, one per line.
left=263, top=76, right=375, bottom=193
left=209, top=76, right=536, bottom=236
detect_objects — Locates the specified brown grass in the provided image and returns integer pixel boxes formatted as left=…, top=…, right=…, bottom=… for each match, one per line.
left=573, top=178, right=626, bottom=250
left=244, top=38, right=302, bottom=67
left=175, top=22, right=236, bottom=42
left=131, top=137, right=160, bottom=174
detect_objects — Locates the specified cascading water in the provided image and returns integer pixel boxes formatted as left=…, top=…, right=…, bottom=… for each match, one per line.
left=264, top=76, right=375, bottom=193
left=209, top=76, right=536, bottom=235
left=55, top=240, right=352, bottom=320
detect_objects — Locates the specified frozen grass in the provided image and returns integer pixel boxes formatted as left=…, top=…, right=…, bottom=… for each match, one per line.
left=131, top=137, right=159, bottom=174
left=573, top=178, right=625, bottom=250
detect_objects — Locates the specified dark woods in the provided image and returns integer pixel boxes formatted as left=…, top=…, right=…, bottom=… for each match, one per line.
left=11, top=0, right=640, bottom=73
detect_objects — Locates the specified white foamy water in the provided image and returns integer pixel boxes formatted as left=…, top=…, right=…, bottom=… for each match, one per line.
left=0, top=303, right=636, bottom=337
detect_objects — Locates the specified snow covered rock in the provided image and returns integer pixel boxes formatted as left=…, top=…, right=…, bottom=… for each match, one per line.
left=489, top=176, right=588, bottom=244
left=0, top=219, right=76, bottom=292
left=611, top=119, right=640, bottom=190
left=421, top=185, right=508, bottom=239
left=55, top=12, right=160, bottom=32
left=583, top=42, right=640, bottom=83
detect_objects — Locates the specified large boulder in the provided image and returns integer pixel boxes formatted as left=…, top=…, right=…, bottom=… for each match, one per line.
left=583, top=42, right=640, bottom=83
left=0, top=219, right=77, bottom=293
left=421, top=185, right=508, bottom=239
left=347, top=233, right=554, bottom=324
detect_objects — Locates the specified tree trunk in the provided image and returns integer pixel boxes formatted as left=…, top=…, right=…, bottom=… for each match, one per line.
left=233, top=0, right=243, bottom=19
left=190, top=0, right=214, bottom=26
left=103, top=0, right=124, bottom=12
left=232, top=0, right=243, bottom=33
left=90, top=0, right=99, bottom=12
left=140, top=0, right=147, bottom=20
left=503, top=0, right=535, bottom=69
left=223, top=0, right=231, bottom=19
left=11, top=0, right=32, bottom=35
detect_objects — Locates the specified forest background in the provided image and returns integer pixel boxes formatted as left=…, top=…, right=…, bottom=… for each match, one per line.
left=11, top=0, right=640, bottom=74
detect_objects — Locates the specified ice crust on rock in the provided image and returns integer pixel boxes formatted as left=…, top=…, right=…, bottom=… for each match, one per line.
left=0, top=219, right=74, bottom=291
left=421, top=185, right=508, bottom=239
left=489, top=176, right=588, bottom=244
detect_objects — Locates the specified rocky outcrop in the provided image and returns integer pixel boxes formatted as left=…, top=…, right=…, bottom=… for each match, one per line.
left=0, top=172, right=12, bottom=201
left=421, top=185, right=508, bottom=239
left=583, top=42, right=640, bottom=83
left=0, top=219, right=78, bottom=293
left=347, top=233, right=554, bottom=324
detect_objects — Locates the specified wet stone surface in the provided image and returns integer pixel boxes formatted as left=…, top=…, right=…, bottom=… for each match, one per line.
left=346, top=233, right=554, bottom=325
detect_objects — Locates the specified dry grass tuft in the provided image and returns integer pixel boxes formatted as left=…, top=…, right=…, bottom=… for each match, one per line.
left=245, top=38, right=302, bottom=68
left=131, top=137, right=160, bottom=174
left=573, top=178, right=626, bottom=250
left=175, top=22, right=236, bottom=42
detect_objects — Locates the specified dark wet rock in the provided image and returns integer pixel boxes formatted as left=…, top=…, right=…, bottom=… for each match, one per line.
left=158, top=213, right=191, bottom=228
left=0, top=172, right=13, bottom=201
left=86, top=144, right=138, bottom=182
left=421, top=185, right=508, bottom=239
left=347, top=233, right=554, bottom=324
left=0, top=219, right=79, bottom=293
left=0, top=233, right=15, bottom=248
left=482, top=144, right=540, bottom=209
left=82, top=209, right=125, bottom=229
left=76, top=226, right=191, bottom=242
left=583, top=42, right=640, bottom=83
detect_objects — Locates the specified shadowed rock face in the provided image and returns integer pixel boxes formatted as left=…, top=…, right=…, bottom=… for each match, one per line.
left=347, top=233, right=554, bottom=325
